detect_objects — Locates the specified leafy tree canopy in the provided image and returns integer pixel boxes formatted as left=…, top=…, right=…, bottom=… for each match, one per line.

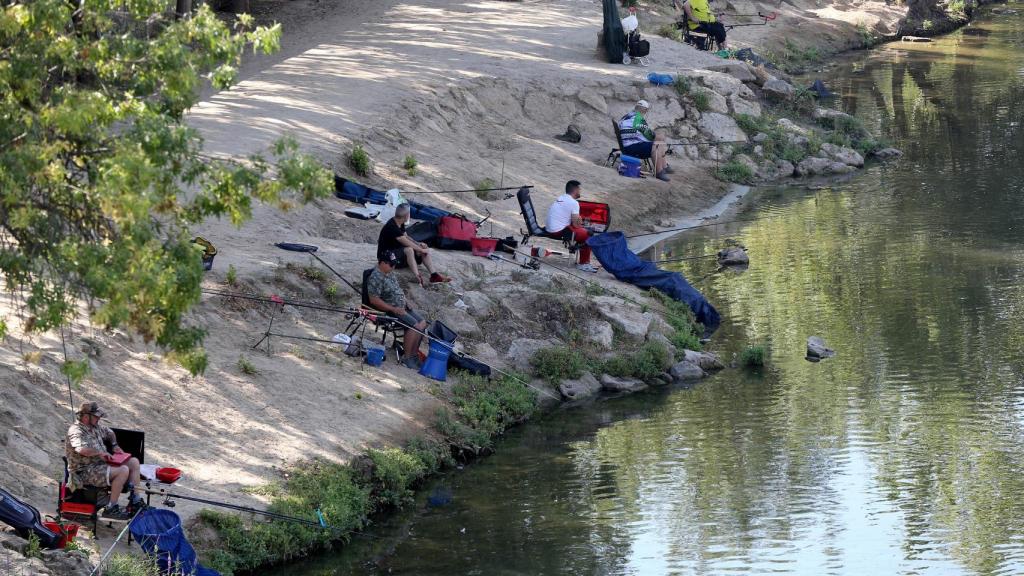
left=0, top=0, right=333, bottom=375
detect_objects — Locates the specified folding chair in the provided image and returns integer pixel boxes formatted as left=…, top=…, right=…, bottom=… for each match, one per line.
left=345, top=268, right=407, bottom=360
left=606, top=119, right=655, bottom=174
left=676, top=14, right=719, bottom=52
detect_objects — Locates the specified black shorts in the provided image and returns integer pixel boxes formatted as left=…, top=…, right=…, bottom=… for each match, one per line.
left=623, top=141, right=654, bottom=159
left=695, top=21, right=727, bottom=44
left=392, top=248, right=423, bottom=269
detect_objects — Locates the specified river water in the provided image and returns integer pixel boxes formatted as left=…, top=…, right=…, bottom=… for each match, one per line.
left=284, top=8, right=1024, bottom=575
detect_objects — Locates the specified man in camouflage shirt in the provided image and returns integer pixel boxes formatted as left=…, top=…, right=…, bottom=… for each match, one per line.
left=65, top=402, right=144, bottom=519
left=367, top=250, right=427, bottom=370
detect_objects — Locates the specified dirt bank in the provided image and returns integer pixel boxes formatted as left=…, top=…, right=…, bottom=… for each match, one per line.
left=1, top=0, right=924, bottom=569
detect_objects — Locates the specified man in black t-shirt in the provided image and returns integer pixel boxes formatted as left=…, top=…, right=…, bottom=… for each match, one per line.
left=377, top=203, right=450, bottom=287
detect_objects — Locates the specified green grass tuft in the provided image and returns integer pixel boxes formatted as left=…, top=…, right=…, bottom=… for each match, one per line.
left=531, top=347, right=584, bottom=384
left=740, top=345, right=767, bottom=367
left=367, top=448, right=427, bottom=508
left=237, top=356, right=257, bottom=375
left=402, top=154, right=418, bottom=176
left=691, top=89, right=711, bottom=112
left=602, top=341, right=672, bottom=381
left=349, top=144, right=371, bottom=177
left=717, top=160, right=755, bottom=184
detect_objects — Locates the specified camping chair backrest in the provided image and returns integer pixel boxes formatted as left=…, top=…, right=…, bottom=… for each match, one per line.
left=517, top=187, right=547, bottom=237
left=612, top=118, right=625, bottom=149
left=361, top=268, right=373, bottom=307
left=111, top=428, right=145, bottom=465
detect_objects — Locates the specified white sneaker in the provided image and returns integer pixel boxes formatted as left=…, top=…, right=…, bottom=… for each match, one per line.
left=576, top=263, right=598, bottom=273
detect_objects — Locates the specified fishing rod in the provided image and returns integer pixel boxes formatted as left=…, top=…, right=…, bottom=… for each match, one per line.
left=666, top=139, right=747, bottom=148
left=648, top=253, right=719, bottom=264
left=402, top=185, right=532, bottom=195
left=272, top=242, right=361, bottom=295
left=625, top=217, right=760, bottom=239
left=88, top=508, right=144, bottom=576
left=201, top=289, right=366, bottom=316
left=144, top=488, right=340, bottom=531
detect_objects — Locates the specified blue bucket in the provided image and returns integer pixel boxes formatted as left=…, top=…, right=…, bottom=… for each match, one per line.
left=419, top=340, right=452, bottom=381
left=365, top=346, right=385, bottom=367
left=618, top=154, right=642, bottom=178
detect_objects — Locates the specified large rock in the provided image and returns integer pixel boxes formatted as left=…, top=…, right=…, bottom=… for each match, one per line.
left=763, top=78, right=795, bottom=100
left=750, top=65, right=775, bottom=87
left=461, top=291, right=496, bottom=318
left=777, top=118, right=808, bottom=135
left=795, top=157, right=833, bottom=176
left=717, top=246, right=749, bottom=266
left=828, top=161, right=856, bottom=174
left=706, top=61, right=757, bottom=83
left=681, top=349, right=725, bottom=371
left=697, top=113, right=748, bottom=144
left=691, top=70, right=752, bottom=98
left=729, top=94, right=761, bottom=117
left=813, top=107, right=854, bottom=122
left=585, top=320, right=615, bottom=349
left=732, top=153, right=759, bottom=174
left=506, top=338, right=559, bottom=372
left=806, top=336, right=836, bottom=362
left=600, top=374, right=648, bottom=393
left=670, top=360, right=706, bottom=381
left=439, top=308, right=481, bottom=338
left=42, top=548, right=93, bottom=576
left=593, top=296, right=652, bottom=338
left=704, top=89, right=730, bottom=114
left=874, top=147, right=904, bottom=159
left=559, top=372, right=602, bottom=400
left=577, top=87, right=608, bottom=114
left=820, top=143, right=864, bottom=167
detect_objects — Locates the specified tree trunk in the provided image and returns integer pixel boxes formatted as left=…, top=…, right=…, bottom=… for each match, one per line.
left=175, top=0, right=192, bottom=19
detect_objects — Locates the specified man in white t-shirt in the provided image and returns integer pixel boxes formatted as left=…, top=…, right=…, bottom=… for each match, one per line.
left=544, top=180, right=597, bottom=272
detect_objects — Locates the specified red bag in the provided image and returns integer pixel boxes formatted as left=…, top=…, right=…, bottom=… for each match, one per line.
left=436, top=215, right=478, bottom=250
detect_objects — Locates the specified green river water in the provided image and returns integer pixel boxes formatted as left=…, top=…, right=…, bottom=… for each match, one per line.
left=284, top=7, right=1024, bottom=575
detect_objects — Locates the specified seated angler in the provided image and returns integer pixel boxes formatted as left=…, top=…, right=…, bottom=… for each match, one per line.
left=618, top=99, right=671, bottom=182
left=377, top=203, right=450, bottom=288
left=676, top=0, right=728, bottom=50
left=544, top=180, right=598, bottom=273
left=65, top=402, right=145, bottom=520
left=366, top=250, right=428, bottom=370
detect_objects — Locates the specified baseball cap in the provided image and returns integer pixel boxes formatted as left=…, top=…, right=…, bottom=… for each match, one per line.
left=379, top=250, right=400, bottom=267
left=76, top=401, right=106, bottom=418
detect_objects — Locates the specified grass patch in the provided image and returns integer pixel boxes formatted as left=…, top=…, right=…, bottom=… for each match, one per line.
left=402, top=154, right=417, bottom=176
left=674, top=75, right=693, bottom=96
left=716, top=160, right=755, bottom=184
left=658, top=22, right=683, bottom=42
left=349, top=144, right=371, bottom=177
left=740, top=345, right=767, bottom=367
left=437, top=371, right=536, bottom=456
left=691, top=89, right=711, bottom=112
left=366, top=447, right=426, bottom=508
left=324, top=283, right=339, bottom=304
left=601, top=341, right=672, bottom=381
left=237, top=356, right=257, bottom=375
left=530, top=347, right=585, bottom=384
left=650, top=290, right=703, bottom=356
left=25, top=533, right=41, bottom=559
left=474, top=178, right=496, bottom=200
left=104, top=555, right=163, bottom=576
left=226, top=264, right=238, bottom=287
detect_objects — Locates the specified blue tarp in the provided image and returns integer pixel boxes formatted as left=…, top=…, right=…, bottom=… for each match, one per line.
left=129, top=509, right=220, bottom=576
left=333, top=176, right=450, bottom=221
left=588, top=232, right=721, bottom=334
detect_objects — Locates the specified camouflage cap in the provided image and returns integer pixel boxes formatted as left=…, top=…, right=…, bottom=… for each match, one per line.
left=76, top=401, right=106, bottom=418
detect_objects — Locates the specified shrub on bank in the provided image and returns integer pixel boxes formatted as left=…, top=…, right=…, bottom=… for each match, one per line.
left=740, top=345, right=767, bottom=367
left=531, top=348, right=585, bottom=384
left=717, top=160, right=755, bottom=184
left=602, top=341, right=672, bottom=380
left=649, top=290, right=703, bottom=356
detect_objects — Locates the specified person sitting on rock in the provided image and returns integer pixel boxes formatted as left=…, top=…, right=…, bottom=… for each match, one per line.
left=367, top=250, right=428, bottom=370
left=544, top=180, right=598, bottom=273
left=377, top=203, right=450, bottom=288
left=618, top=100, right=671, bottom=181
left=65, top=402, right=145, bottom=520
left=675, top=0, right=728, bottom=50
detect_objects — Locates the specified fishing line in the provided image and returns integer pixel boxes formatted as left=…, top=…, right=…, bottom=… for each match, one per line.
left=649, top=253, right=719, bottom=264
left=401, top=185, right=531, bottom=195
left=624, top=217, right=764, bottom=239
left=59, top=326, right=75, bottom=421
left=144, top=489, right=339, bottom=531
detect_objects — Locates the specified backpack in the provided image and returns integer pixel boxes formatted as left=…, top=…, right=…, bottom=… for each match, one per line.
left=435, top=215, right=478, bottom=250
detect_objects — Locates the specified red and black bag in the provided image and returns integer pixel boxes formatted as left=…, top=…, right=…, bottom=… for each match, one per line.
left=435, top=215, right=478, bottom=250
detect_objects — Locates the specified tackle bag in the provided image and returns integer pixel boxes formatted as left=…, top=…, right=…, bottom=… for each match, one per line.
left=435, top=215, right=478, bottom=251
left=0, top=487, right=60, bottom=549
left=448, top=353, right=492, bottom=378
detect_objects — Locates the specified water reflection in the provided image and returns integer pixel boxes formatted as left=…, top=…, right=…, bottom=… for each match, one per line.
left=283, top=8, right=1024, bottom=576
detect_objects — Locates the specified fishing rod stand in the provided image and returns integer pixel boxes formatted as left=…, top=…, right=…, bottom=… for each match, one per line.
left=251, top=294, right=286, bottom=354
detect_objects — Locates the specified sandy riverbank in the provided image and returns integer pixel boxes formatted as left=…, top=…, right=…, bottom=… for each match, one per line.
left=0, top=0, right=922, bottom=569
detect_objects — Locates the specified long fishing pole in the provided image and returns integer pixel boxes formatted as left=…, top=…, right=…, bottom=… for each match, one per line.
left=145, top=489, right=339, bottom=531
left=625, top=217, right=760, bottom=239
left=305, top=251, right=360, bottom=295
left=401, top=185, right=532, bottom=195
left=648, top=253, right=719, bottom=264
left=201, top=289, right=366, bottom=316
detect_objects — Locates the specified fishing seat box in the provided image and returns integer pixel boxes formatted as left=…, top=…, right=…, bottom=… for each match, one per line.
left=59, top=428, right=145, bottom=534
